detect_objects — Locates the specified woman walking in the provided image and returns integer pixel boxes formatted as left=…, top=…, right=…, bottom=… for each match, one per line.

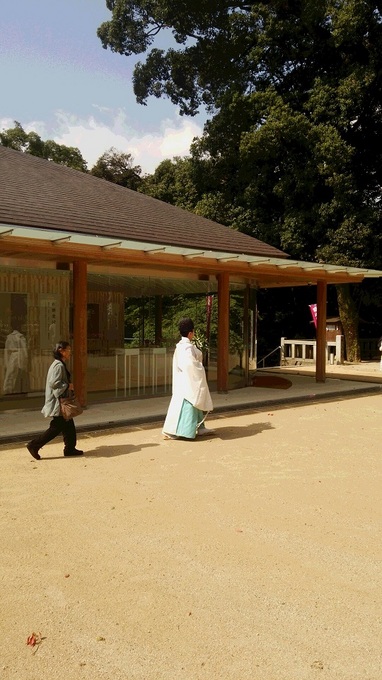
left=27, top=341, right=83, bottom=460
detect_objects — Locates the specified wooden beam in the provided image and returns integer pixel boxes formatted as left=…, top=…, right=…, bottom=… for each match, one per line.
left=316, top=280, right=327, bottom=383
left=72, top=261, right=87, bottom=406
left=217, top=272, right=230, bottom=392
left=0, top=236, right=368, bottom=286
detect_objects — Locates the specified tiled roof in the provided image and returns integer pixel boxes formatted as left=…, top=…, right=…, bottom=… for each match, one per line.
left=0, top=146, right=287, bottom=259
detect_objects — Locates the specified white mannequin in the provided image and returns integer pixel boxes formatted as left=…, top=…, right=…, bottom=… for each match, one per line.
left=3, top=329, right=29, bottom=394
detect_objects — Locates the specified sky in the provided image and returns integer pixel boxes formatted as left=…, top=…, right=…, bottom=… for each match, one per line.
left=1, top=0, right=206, bottom=174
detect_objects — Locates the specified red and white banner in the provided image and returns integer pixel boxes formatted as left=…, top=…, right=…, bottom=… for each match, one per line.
left=309, top=303, right=317, bottom=328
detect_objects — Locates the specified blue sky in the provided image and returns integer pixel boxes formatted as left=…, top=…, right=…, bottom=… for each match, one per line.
left=1, top=0, right=205, bottom=173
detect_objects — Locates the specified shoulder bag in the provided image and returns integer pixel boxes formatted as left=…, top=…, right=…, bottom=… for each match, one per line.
left=59, top=390, right=83, bottom=421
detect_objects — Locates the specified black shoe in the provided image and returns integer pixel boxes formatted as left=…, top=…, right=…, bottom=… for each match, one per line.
left=27, top=443, right=41, bottom=460
left=64, top=449, right=83, bottom=457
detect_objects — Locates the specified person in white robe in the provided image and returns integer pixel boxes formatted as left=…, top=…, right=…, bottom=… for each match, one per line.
left=162, top=318, right=214, bottom=439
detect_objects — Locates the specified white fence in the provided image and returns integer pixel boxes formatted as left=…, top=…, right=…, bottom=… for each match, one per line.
left=280, top=335, right=344, bottom=366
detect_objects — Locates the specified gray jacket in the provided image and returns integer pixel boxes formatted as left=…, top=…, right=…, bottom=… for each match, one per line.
left=41, top=360, right=70, bottom=418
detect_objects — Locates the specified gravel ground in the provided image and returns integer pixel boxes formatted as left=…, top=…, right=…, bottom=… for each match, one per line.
left=1, top=393, right=381, bottom=680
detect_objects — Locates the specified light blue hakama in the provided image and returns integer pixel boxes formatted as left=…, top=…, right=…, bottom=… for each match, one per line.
left=175, top=399, right=206, bottom=439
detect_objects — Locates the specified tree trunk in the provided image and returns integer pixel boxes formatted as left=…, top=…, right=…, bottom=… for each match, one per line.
left=336, top=284, right=360, bottom=362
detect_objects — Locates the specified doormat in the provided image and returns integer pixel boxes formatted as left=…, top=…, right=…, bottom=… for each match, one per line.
left=252, top=375, right=292, bottom=390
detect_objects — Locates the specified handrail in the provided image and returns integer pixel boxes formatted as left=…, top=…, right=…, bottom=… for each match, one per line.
left=257, top=345, right=281, bottom=368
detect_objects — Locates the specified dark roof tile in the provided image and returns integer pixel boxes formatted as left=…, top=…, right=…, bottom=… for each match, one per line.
left=0, top=146, right=287, bottom=259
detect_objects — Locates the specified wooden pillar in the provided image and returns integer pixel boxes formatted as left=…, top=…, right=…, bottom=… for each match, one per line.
left=217, top=272, right=230, bottom=393
left=316, top=280, right=327, bottom=383
left=249, top=287, right=257, bottom=365
left=72, top=261, right=87, bottom=406
left=243, top=285, right=250, bottom=385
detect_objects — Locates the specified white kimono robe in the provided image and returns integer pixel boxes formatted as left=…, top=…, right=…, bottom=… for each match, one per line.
left=162, top=337, right=213, bottom=436
left=3, top=330, right=29, bottom=394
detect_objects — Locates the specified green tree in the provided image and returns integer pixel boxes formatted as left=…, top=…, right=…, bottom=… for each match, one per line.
left=139, top=156, right=210, bottom=210
left=0, top=121, right=88, bottom=172
left=90, top=147, right=142, bottom=190
left=97, top=0, right=268, bottom=116
left=139, top=154, right=238, bottom=224
left=43, top=139, right=88, bottom=172
left=0, top=121, right=44, bottom=155
left=139, top=158, right=193, bottom=207
left=98, top=1, right=382, bottom=360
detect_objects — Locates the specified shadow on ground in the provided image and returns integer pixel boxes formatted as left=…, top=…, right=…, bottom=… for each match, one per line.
left=39, top=442, right=159, bottom=460
left=211, top=421, right=274, bottom=440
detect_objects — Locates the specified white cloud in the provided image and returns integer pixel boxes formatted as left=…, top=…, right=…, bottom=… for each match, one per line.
left=0, top=110, right=204, bottom=174
left=57, top=111, right=204, bottom=174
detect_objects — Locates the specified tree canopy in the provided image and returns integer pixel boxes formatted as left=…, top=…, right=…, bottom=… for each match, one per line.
left=0, top=123, right=143, bottom=190
left=98, top=0, right=382, bottom=262
left=90, top=147, right=142, bottom=189
left=0, top=122, right=88, bottom=172
left=100, top=1, right=382, bottom=358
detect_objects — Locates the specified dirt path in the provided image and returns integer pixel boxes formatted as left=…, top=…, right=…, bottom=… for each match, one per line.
left=1, top=393, right=381, bottom=679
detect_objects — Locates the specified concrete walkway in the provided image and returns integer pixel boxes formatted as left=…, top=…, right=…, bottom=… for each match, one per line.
left=1, top=364, right=381, bottom=445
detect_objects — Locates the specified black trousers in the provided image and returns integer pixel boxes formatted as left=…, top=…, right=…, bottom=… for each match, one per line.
left=30, top=416, right=77, bottom=453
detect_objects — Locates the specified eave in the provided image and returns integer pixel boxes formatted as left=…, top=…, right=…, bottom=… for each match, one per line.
left=1, top=224, right=381, bottom=288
